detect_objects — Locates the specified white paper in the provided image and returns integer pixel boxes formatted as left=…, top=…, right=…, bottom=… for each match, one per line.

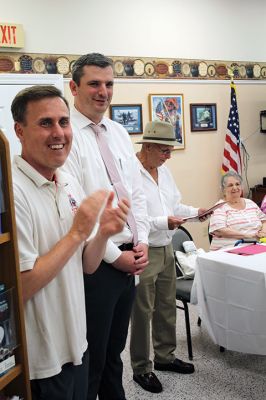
left=183, top=201, right=227, bottom=222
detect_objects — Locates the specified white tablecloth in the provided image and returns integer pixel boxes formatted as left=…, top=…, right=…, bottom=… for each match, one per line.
left=195, top=249, right=266, bottom=354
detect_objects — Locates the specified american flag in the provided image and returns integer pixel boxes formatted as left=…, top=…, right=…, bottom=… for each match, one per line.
left=155, top=101, right=166, bottom=121
left=221, top=81, right=242, bottom=174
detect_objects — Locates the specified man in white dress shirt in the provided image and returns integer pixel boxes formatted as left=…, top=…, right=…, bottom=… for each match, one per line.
left=64, top=53, right=149, bottom=400
left=130, top=121, right=208, bottom=393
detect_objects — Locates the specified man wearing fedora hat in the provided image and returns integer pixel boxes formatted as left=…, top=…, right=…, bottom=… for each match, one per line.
left=130, top=120, right=208, bottom=393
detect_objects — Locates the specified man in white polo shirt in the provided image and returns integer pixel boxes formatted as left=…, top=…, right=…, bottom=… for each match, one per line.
left=11, top=85, right=129, bottom=400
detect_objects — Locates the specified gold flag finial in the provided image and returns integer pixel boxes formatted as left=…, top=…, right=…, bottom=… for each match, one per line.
left=227, top=67, right=234, bottom=80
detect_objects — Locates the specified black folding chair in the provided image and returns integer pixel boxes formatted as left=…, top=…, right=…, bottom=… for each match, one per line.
left=173, top=226, right=201, bottom=360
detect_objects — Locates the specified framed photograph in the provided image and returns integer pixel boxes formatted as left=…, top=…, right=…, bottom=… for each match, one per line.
left=190, top=103, right=217, bottom=131
left=149, top=94, right=185, bottom=149
left=109, top=104, right=143, bottom=134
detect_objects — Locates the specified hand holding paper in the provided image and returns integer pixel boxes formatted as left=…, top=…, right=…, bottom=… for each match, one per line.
left=168, top=216, right=185, bottom=230
left=182, top=202, right=227, bottom=222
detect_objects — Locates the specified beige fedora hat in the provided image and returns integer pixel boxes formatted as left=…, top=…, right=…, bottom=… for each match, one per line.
left=136, top=120, right=180, bottom=146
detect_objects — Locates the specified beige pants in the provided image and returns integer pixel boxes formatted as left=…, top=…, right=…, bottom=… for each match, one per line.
left=130, top=243, right=177, bottom=375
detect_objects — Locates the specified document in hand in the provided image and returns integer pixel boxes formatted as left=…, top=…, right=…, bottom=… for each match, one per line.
left=226, top=244, right=266, bottom=256
left=182, top=202, right=227, bottom=222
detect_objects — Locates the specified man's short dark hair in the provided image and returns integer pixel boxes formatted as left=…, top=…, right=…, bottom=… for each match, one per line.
left=72, top=53, right=113, bottom=85
left=11, top=85, right=69, bottom=124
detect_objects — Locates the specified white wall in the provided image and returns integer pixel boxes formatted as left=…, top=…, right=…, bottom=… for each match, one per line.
left=1, top=0, right=266, bottom=249
left=64, top=77, right=266, bottom=249
left=1, top=0, right=266, bottom=61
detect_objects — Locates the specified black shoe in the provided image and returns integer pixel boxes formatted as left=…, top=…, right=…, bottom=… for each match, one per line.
left=154, top=358, right=195, bottom=374
left=133, top=372, right=163, bottom=393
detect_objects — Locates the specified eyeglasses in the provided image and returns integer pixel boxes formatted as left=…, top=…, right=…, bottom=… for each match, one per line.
left=157, top=147, right=173, bottom=155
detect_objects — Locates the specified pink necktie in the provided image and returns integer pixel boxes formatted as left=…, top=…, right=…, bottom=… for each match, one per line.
left=91, top=124, right=138, bottom=246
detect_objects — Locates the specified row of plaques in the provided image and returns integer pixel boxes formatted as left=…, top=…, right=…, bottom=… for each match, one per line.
left=0, top=54, right=266, bottom=79
left=0, top=55, right=74, bottom=75
left=114, top=60, right=266, bottom=79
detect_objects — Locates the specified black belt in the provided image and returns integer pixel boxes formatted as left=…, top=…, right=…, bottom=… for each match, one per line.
left=118, top=243, right=134, bottom=251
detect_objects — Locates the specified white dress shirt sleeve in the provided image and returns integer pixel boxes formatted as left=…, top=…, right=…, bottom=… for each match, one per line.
left=103, top=240, right=122, bottom=264
left=130, top=154, right=149, bottom=244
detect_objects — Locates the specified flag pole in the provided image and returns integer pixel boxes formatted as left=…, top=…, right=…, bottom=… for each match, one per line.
left=227, top=70, right=246, bottom=177
left=221, top=70, right=242, bottom=176
left=227, top=67, right=236, bottom=92
left=227, top=66, right=234, bottom=82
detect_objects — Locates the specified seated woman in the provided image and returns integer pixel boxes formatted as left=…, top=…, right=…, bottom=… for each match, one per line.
left=261, top=195, right=266, bottom=214
left=209, top=171, right=266, bottom=250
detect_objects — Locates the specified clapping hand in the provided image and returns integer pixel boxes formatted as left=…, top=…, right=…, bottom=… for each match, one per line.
left=99, top=192, right=130, bottom=239
left=70, top=190, right=110, bottom=243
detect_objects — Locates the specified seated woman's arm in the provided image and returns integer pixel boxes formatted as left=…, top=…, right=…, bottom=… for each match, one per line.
left=211, top=200, right=266, bottom=240
left=211, top=227, right=258, bottom=239
left=209, top=202, right=259, bottom=242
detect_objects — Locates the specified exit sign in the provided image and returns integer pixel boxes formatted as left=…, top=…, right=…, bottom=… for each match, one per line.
left=0, top=23, right=24, bottom=48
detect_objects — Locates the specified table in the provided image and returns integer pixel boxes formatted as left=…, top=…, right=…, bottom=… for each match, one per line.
left=194, top=249, right=266, bottom=355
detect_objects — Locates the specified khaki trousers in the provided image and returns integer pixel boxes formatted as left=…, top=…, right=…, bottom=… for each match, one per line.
left=130, top=243, right=177, bottom=375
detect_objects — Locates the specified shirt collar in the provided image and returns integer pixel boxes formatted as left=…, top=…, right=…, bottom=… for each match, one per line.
left=71, top=106, right=107, bottom=131
left=13, top=155, right=67, bottom=188
left=136, top=155, right=162, bottom=183
left=136, top=156, right=145, bottom=172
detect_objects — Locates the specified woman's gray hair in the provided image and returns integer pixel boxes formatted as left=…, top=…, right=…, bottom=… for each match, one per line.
left=221, top=171, right=243, bottom=190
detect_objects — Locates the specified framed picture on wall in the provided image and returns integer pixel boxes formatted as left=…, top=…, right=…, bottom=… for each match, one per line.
left=109, top=104, right=143, bottom=134
left=149, top=94, right=185, bottom=149
left=190, top=103, right=217, bottom=131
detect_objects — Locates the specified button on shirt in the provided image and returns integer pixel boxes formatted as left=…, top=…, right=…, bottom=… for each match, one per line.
left=138, top=159, right=198, bottom=247
left=63, top=107, right=149, bottom=262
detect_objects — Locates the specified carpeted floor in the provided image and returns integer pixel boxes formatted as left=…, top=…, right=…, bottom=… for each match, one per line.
left=122, top=305, right=266, bottom=400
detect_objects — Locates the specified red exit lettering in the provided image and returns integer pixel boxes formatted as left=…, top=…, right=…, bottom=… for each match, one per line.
left=0, top=25, right=17, bottom=45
